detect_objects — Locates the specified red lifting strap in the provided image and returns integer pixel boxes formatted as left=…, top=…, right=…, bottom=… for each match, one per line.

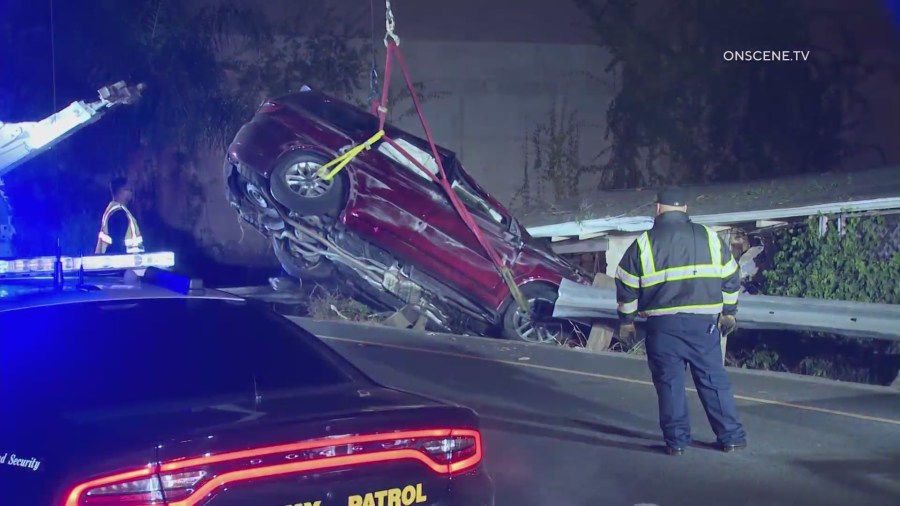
left=374, top=41, right=528, bottom=311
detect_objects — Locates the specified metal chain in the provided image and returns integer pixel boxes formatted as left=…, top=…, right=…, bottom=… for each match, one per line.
left=367, top=0, right=379, bottom=105
left=384, top=0, right=400, bottom=46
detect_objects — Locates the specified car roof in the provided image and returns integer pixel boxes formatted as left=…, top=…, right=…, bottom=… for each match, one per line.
left=0, top=268, right=244, bottom=313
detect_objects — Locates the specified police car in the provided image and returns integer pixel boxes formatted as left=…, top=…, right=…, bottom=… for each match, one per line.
left=0, top=252, right=494, bottom=505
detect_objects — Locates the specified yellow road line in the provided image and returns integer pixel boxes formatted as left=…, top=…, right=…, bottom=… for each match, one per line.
left=321, top=335, right=900, bottom=427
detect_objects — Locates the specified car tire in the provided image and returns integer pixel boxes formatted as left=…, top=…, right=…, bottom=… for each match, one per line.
left=500, top=283, right=566, bottom=343
left=272, top=237, right=334, bottom=282
left=269, top=151, right=347, bottom=218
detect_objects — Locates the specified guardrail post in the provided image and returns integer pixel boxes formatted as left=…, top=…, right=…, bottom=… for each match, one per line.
left=586, top=273, right=616, bottom=351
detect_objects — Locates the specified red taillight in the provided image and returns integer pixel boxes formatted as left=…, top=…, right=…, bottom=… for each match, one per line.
left=64, top=428, right=482, bottom=506
left=256, top=100, right=281, bottom=114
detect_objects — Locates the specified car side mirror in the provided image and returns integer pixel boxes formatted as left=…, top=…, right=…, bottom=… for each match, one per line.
left=510, top=219, right=525, bottom=248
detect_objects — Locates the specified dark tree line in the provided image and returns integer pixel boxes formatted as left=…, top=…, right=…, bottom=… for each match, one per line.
left=573, top=0, right=890, bottom=190
left=0, top=0, right=367, bottom=255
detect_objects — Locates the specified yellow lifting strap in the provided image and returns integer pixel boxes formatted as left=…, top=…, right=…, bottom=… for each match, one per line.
left=317, top=130, right=386, bottom=181
left=500, top=265, right=530, bottom=314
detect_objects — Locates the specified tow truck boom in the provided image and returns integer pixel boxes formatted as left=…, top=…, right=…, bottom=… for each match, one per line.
left=0, top=81, right=144, bottom=177
left=0, top=81, right=144, bottom=257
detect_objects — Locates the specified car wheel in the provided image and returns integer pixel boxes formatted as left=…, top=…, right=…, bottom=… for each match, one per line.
left=269, top=151, right=347, bottom=218
left=500, top=283, right=566, bottom=344
left=272, top=237, right=334, bottom=282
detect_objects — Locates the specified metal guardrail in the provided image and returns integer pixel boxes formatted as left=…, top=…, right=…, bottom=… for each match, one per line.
left=553, top=278, right=900, bottom=341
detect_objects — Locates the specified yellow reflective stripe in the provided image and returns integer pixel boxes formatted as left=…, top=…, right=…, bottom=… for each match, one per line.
left=121, top=208, right=141, bottom=238
left=636, top=232, right=655, bottom=275
left=618, top=299, right=638, bottom=314
left=615, top=266, right=640, bottom=288
left=642, top=302, right=723, bottom=316
left=641, top=264, right=722, bottom=287
left=721, top=257, right=738, bottom=277
left=722, top=291, right=739, bottom=304
left=97, top=202, right=143, bottom=254
left=101, top=202, right=123, bottom=222
left=703, top=226, right=721, bottom=267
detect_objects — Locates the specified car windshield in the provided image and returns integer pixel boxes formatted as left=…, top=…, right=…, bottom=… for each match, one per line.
left=0, top=298, right=357, bottom=415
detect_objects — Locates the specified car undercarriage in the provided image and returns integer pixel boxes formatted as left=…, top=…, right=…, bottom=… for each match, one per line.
left=225, top=160, right=573, bottom=343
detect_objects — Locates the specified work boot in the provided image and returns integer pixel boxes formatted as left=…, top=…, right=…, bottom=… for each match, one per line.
left=665, top=446, right=685, bottom=456
left=720, top=441, right=747, bottom=453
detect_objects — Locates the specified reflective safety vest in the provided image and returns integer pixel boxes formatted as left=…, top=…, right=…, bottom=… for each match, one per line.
left=614, top=211, right=740, bottom=323
left=95, top=201, right=144, bottom=254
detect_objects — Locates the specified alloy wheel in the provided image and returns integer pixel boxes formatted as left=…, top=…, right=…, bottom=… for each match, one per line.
left=512, top=297, right=563, bottom=344
left=284, top=161, right=333, bottom=198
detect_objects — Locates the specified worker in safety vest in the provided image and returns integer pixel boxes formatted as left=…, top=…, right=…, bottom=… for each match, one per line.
left=95, top=177, right=144, bottom=254
left=614, top=188, right=746, bottom=456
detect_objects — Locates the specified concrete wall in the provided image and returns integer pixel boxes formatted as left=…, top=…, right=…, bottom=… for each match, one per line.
left=378, top=38, right=616, bottom=205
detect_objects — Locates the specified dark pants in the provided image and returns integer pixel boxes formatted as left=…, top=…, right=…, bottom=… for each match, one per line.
left=645, top=314, right=746, bottom=448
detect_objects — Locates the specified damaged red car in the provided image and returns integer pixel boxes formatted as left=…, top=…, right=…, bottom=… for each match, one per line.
left=224, top=87, right=590, bottom=342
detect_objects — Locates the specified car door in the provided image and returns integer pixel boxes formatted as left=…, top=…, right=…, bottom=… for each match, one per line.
left=441, top=167, right=526, bottom=306
left=344, top=138, right=508, bottom=306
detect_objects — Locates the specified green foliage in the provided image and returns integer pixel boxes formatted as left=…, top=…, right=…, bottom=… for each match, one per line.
left=221, top=3, right=367, bottom=117
left=755, top=214, right=900, bottom=385
left=763, top=215, right=900, bottom=304
left=2, top=0, right=370, bottom=257
left=573, top=0, right=881, bottom=189
left=797, top=356, right=875, bottom=383
left=307, top=285, right=381, bottom=322
left=739, top=347, right=782, bottom=371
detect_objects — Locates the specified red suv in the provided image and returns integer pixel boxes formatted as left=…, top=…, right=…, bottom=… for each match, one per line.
left=224, top=88, right=589, bottom=342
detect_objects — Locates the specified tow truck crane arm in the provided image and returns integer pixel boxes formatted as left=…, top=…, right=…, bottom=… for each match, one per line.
left=0, top=81, right=144, bottom=178
left=0, top=81, right=144, bottom=257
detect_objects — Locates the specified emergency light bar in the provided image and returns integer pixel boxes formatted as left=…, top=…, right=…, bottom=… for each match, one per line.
left=0, top=251, right=175, bottom=276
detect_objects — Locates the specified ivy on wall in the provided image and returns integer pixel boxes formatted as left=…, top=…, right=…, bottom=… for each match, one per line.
left=509, top=101, right=598, bottom=213
left=763, top=215, right=900, bottom=305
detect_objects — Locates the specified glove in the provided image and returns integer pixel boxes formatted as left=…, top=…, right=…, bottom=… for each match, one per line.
left=717, top=314, right=737, bottom=336
left=618, top=322, right=636, bottom=342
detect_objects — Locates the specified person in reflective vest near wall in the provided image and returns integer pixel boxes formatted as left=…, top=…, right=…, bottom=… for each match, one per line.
left=95, top=177, right=144, bottom=255
left=614, top=187, right=746, bottom=456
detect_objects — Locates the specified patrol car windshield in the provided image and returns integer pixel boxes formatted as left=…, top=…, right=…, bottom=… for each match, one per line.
left=0, top=298, right=357, bottom=416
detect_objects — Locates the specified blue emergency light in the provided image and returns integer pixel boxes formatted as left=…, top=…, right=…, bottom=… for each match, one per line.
left=140, top=266, right=203, bottom=295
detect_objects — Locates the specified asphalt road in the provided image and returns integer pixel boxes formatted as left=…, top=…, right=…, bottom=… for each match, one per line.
left=292, top=317, right=900, bottom=506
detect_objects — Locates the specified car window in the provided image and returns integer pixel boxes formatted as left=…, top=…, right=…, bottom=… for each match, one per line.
left=450, top=176, right=507, bottom=226
left=0, top=298, right=355, bottom=415
left=378, top=138, right=442, bottom=182
left=248, top=303, right=360, bottom=395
